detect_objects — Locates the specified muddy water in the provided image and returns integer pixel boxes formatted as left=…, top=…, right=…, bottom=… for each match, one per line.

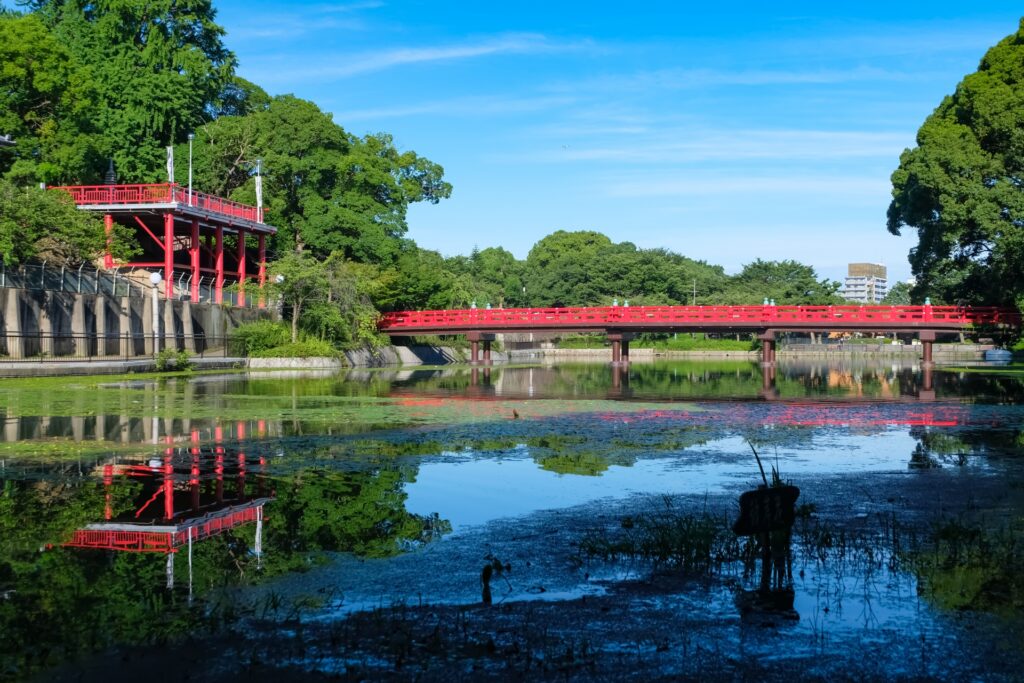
left=3, top=360, right=1024, bottom=680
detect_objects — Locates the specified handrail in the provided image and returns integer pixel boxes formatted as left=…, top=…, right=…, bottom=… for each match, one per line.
left=379, top=305, right=1022, bottom=331
left=51, top=183, right=261, bottom=223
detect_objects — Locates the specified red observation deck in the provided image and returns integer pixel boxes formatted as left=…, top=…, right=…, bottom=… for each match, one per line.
left=52, top=183, right=277, bottom=305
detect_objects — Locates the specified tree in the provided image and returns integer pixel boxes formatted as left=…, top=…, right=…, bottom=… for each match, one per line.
left=267, top=252, right=331, bottom=343
left=24, top=0, right=237, bottom=182
left=0, top=181, right=136, bottom=265
left=888, top=19, right=1024, bottom=307
left=186, top=96, right=451, bottom=262
left=724, top=259, right=841, bottom=304
left=882, top=280, right=913, bottom=305
left=524, top=230, right=613, bottom=306
left=0, top=13, right=101, bottom=184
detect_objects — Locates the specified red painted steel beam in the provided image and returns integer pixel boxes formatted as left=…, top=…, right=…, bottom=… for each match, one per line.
left=190, top=218, right=200, bottom=302
left=237, top=230, right=247, bottom=307
left=163, top=212, right=174, bottom=298
left=214, top=226, right=224, bottom=304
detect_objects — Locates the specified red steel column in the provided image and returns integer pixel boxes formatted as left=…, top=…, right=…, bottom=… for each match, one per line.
left=470, top=339, right=480, bottom=364
left=214, top=226, right=224, bottom=304
left=482, top=340, right=492, bottom=365
left=237, top=230, right=247, bottom=307
left=257, top=234, right=267, bottom=309
left=163, top=212, right=174, bottom=298
left=103, top=214, right=114, bottom=269
left=611, top=338, right=622, bottom=364
left=190, top=219, right=200, bottom=302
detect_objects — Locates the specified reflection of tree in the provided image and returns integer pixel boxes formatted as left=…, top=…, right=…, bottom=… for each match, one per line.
left=269, top=467, right=449, bottom=559
left=911, top=518, right=1024, bottom=619
left=0, top=465, right=449, bottom=677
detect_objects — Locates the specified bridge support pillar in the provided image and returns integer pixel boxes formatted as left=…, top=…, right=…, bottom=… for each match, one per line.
left=608, top=331, right=633, bottom=366
left=758, top=330, right=776, bottom=365
left=919, top=330, right=936, bottom=366
left=467, top=331, right=495, bottom=365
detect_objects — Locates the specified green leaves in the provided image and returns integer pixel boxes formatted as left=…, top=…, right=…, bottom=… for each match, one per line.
left=0, top=181, right=137, bottom=265
left=889, top=18, right=1024, bottom=306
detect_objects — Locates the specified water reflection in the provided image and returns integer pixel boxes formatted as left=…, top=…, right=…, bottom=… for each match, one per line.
left=2, top=361, right=1024, bottom=678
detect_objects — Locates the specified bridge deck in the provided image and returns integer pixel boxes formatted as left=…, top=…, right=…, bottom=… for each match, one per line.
left=379, top=305, right=1019, bottom=335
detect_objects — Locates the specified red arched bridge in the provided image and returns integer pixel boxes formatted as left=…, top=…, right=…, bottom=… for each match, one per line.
left=378, top=304, right=1021, bottom=365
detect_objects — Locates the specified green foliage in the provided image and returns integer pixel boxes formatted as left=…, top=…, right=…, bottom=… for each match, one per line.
left=881, top=280, right=913, bottom=305
left=638, top=333, right=755, bottom=351
left=229, top=320, right=291, bottom=355
left=188, top=96, right=451, bottom=261
left=0, top=13, right=101, bottom=184
left=154, top=348, right=192, bottom=372
left=0, top=181, right=137, bottom=265
left=250, top=339, right=338, bottom=358
left=579, top=509, right=739, bottom=573
left=911, top=517, right=1024, bottom=615
left=724, top=258, right=842, bottom=305
left=888, top=19, right=1024, bottom=307
left=27, top=0, right=236, bottom=182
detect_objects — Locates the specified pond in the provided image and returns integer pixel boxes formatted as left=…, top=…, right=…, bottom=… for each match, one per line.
left=2, top=359, right=1023, bottom=680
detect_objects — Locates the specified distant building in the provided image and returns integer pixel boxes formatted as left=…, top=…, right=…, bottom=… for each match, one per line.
left=841, top=263, right=888, bottom=303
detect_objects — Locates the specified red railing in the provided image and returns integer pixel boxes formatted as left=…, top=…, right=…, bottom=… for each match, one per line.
left=379, top=305, right=1021, bottom=332
left=63, top=504, right=265, bottom=553
left=51, top=183, right=261, bottom=223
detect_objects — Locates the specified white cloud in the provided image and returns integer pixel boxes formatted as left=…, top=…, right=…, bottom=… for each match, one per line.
left=257, top=33, right=588, bottom=83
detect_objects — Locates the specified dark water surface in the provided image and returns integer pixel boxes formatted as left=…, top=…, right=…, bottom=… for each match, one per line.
left=2, top=360, right=1024, bottom=680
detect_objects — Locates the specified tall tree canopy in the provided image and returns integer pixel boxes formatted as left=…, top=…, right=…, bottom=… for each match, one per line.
left=888, top=18, right=1024, bottom=307
left=0, top=13, right=101, bottom=184
left=186, top=95, right=451, bottom=262
left=20, top=0, right=236, bottom=182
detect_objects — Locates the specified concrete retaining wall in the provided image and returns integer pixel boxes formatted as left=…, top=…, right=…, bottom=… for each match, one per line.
left=0, top=288, right=269, bottom=358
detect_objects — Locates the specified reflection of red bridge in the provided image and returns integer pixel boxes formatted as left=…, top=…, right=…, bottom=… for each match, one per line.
left=379, top=305, right=1021, bottom=365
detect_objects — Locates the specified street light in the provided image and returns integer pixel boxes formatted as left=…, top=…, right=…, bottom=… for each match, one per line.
left=187, top=133, right=195, bottom=206
left=150, top=272, right=162, bottom=355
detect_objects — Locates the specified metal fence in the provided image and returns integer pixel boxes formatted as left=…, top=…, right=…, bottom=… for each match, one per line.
left=0, top=261, right=260, bottom=308
left=0, top=333, right=237, bottom=362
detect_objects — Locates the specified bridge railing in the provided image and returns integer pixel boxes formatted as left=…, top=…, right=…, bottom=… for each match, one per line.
left=379, top=305, right=1021, bottom=330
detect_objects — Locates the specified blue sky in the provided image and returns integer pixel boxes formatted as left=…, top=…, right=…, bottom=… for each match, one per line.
left=90, top=3, right=1024, bottom=282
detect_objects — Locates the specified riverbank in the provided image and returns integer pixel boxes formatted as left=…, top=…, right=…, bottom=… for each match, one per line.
left=0, top=342, right=996, bottom=377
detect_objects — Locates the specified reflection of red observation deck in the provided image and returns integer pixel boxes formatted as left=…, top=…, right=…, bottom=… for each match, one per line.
left=63, top=439, right=271, bottom=555
left=51, top=183, right=277, bottom=306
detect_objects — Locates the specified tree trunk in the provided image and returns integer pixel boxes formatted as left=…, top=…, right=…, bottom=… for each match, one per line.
left=292, top=303, right=300, bottom=342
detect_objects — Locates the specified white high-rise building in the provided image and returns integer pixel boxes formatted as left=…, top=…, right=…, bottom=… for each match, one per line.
left=841, top=263, right=888, bottom=303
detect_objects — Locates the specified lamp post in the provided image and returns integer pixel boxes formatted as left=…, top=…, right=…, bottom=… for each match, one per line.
left=150, top=272, right=162, bottom=355
left=187, top=133, right=195, bottom=206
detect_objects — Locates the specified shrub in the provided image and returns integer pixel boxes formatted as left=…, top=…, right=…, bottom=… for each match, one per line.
left=155, top=348, right=193, bottom=372
left=250, top=339, right=338, bottom=358
left=230, top=321, right=291, bottom=355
